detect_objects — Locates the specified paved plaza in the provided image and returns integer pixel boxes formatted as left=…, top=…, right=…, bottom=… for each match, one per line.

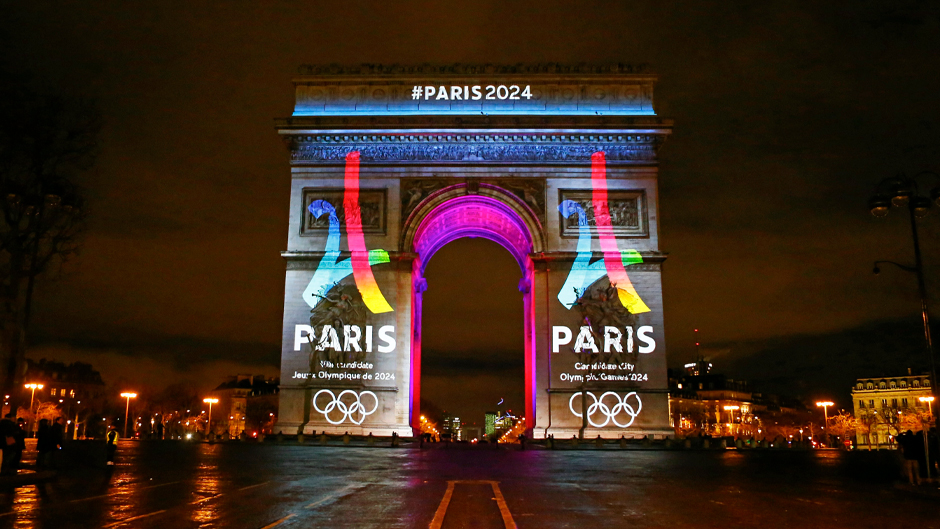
left=0, top=440, right=936, bottom=528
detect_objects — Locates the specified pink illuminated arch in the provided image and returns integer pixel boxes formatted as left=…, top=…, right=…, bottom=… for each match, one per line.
left=405, top=186, right=542, bottom=433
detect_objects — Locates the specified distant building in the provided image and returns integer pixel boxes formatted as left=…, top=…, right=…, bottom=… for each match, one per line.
left=484, top=412, right=496, bottom=436
left=851, top=373, right=933, bottom=450
left=461, top=425, right=482, bottom=441
left=210, top=375, right=279, bottom=438
left=440, top=413, right=462, bottom=441
left=494, top=413, right=515, bottom=432
left=668, top=362, right=807, bottom=440
left=22, top=359, right=105, bottom=404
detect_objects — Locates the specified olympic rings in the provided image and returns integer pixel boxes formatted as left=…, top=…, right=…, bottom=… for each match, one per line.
left=313, top=389, right=378, bottom=425
left=568, top=391, right=642, bottom=428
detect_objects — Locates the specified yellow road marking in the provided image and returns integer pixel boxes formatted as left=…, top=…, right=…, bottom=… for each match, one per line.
left=102, top=509, right=167, bottom=528
left=305, top=483, right=361, bottom=509
left=239, top=481, right=271, bottom=491
left=260, top=513, right=295, bottom=529
left=69, top=480, right=183, bottom=503
left=428, top=481, right=455, bottom=529
left=429, top=480, right=516, bottom=529
left=192, top=493, right=223, bottom=505
left=489, top=482, right=516, bottom=529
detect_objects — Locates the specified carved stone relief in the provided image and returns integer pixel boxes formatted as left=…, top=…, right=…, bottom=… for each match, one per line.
left=401, top=178, right=545, bottom=225
left=558, top=189, right=647, bottom=238
left=301, top=188, right=387, bottom=235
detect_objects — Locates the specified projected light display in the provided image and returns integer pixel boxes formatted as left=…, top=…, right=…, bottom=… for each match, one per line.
left=557, top=152, right=650, bottom=314
left=313, top=389, right=378, bottom=425
left=569, top=391, right=642, bottom=428
left=302, top=151, right=393, bottom=314
left=278, top=68, right=672, bottom=439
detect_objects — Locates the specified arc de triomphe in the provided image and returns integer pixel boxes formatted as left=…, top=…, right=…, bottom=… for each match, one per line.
left=275, top=64, right=673, bottom=439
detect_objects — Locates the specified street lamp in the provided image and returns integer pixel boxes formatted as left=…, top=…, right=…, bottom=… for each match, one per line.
left=816, top=401, right=834, bottom=448
left=869, top=171, right=940, bottom=431
left=24, top=383, right=43, bottom=409
left=120, top=392, right=137, bottom=438
left=919, top=396, right=935, bottom=479
left=24, top=383, right=43, bottom=436
left=203, top=398, right=218, bottom=437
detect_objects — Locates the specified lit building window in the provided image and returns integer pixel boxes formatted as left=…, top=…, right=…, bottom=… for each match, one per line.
left=50, top=388, right=56, bottom=396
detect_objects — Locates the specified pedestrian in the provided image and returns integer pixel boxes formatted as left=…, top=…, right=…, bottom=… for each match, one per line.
left=51, top=417, right=65, bottom=450
left=897, top=430, right=921, bottom=485
left=9, top=419, right=26, bottom=473
left=106, top=425, right=119, bottom=466
left=0, top=413, right=17, bottom=476
left=36, top=419, right=53, bottom=470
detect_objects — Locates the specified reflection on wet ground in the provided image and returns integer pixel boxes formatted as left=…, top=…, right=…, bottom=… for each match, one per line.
left=0, top=440, right=936, bottom=528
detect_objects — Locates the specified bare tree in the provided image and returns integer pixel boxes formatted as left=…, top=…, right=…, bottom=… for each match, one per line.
left=827, top=411, right=857, bottom=447
left=857, top=411, right=878, bottom=450
left=0, top=73, right=99, bottom=398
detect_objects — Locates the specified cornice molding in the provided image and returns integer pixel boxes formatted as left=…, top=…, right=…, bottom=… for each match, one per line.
left=282, top=132, right=667, bottom=164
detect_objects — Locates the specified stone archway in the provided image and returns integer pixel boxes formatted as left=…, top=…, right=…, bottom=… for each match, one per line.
left=275, top=64, right=674, bottom=440
left=404, top=186, right=542, bottom=431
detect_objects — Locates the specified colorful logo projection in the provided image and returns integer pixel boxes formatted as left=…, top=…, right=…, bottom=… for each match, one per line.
left=557, top=152, right=650, bottom=315
left=302, top=151, right=394, bottom=314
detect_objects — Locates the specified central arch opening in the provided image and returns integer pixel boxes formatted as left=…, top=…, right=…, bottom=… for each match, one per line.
left=421, top=238, right=523, bottom=440
left=407, top=190, right=540, bottom=435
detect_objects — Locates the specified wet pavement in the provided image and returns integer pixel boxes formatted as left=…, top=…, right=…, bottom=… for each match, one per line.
left=0, top=440, right=936, bottom=528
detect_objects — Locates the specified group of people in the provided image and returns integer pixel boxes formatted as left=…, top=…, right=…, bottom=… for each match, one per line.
left=0, top=413, right=64, bottom=475
left=897, top=429, right=939, bottom=485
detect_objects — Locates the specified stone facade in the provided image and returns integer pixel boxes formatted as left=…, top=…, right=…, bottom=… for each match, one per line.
left=852, top=375, right=933, bottom=450
left=275, top=65, right=673, bottom=439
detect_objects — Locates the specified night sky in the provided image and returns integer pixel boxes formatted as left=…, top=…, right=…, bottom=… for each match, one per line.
left=2, top=2, right=939, bottom=419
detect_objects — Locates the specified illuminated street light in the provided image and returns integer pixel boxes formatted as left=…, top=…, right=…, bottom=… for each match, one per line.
left=870, top=172, right=940, bottom=432
left=24, top=383, right=43, bottom=409
left=816, top=401, right=834, bottom=448
left=120, top=392, right=137, bottom=438
left=24, top=383, right=44, bottom=435
left=203, top=398, right=219, bottom=437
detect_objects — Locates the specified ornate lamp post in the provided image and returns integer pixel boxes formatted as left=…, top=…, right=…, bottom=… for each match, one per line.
left=869, top=172, right=940, bottom=431
left=120, top=392, right=136, bottom=438
left=203, top=398, right=218, bottom=438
